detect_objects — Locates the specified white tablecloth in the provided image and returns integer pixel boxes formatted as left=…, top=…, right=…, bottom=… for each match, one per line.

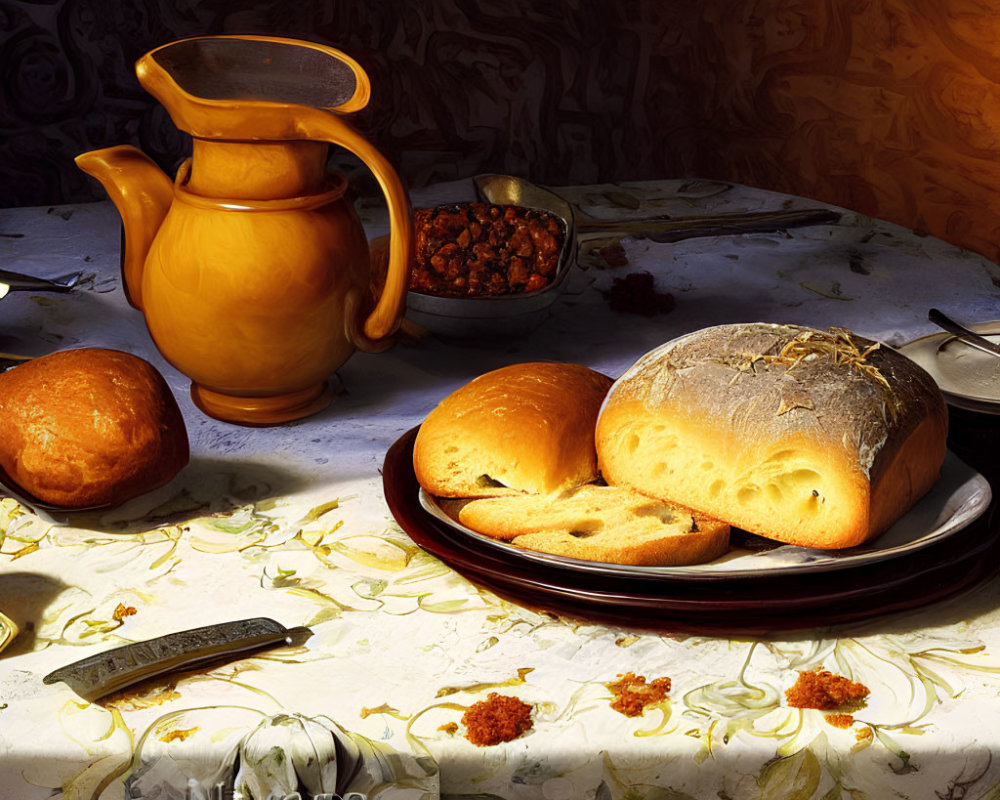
left=1, top=178, right=999, bottom=799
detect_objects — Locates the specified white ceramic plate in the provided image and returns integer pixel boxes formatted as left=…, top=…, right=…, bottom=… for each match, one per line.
left=419, top=451, right=991, bottom=580
left=897, top=322, right=1000, bottom=413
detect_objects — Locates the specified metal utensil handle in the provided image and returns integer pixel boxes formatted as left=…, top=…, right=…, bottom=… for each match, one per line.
left=576, top=207, right=842, bottom=241
left=928, top=308, right=1000, bottom=359
left=43, top=617, right=305, bottom=700
left=0, top=353, right=31, bottom=370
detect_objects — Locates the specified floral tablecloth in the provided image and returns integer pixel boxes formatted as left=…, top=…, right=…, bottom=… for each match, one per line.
left=1, top=178, right=1000, bottom=800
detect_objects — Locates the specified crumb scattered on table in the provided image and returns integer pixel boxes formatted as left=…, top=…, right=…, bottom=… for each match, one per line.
left=461, top=692, right=533, bottom=746
left=596, top=242, right=629, bottom=268
left=600, top=272, right=676, bottom=316
left=606, top=671, right=672, bottom=717
left=158, top=727, right=198, bottom=743
left=785, top=668, right=869, bottom=710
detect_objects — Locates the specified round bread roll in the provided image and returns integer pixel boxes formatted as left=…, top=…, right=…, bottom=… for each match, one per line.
left=596, top=323, right=948, bottom=549
left=413, top=362, right=613, bottom=497
left=0, top=348, right=190, bottom=508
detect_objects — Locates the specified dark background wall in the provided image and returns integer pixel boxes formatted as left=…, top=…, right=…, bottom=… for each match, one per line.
left=2, top=1, right=699, bottom=206
left=5, top=0, right=1000, bottom=264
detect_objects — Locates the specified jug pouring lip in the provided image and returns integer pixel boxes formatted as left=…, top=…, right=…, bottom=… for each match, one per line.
left=137, top=35, right=372, bottom=139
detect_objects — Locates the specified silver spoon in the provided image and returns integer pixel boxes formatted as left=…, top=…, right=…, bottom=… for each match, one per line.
left=928, top=308, right=1000, bottom=359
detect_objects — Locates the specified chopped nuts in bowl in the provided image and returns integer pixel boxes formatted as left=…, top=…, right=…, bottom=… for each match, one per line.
left=405, top=180, right=574, bottom=338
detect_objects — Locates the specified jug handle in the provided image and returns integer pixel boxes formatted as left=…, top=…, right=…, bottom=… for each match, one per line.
left=298, top=109, right=412, bottom=348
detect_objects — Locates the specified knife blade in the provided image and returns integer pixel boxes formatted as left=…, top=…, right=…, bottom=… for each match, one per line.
left=43, top=617, right=312, bottom=701
left=0, top=269, right=80, bottom=293
left=928, top=308, right=1000, bottom=359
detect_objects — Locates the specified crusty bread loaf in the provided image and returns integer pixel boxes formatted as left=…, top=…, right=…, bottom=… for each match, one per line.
left=413, top=362, right=613, bottom=497
left=596, top=323, right=948, bottom=549
left=0, top=348, right=190, bottom=508
left=451, top=484, right=730, bottom=566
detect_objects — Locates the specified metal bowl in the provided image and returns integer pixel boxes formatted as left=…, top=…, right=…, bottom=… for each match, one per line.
left=404, top=174, right=576, bottom=339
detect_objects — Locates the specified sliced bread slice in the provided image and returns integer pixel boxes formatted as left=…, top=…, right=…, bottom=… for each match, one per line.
left=453, top=484, right=730, bottom=566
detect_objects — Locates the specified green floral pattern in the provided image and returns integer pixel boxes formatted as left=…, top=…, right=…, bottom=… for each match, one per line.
left=3, top=476, right=999, bottom=799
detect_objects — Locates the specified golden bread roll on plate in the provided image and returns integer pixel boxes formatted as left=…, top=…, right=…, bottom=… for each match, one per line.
left=414, top=361, right=613, bottom=497
left=0, top=348, right=190, bottom=508
left=596, top=323, right=948, bottom=549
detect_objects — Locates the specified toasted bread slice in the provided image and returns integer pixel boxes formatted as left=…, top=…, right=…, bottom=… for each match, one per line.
left=452, top=484, right=730, bottom=566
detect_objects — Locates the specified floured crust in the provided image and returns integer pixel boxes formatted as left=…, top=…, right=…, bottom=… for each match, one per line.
left=596, top=323, right=948, bottom=549
left=0, top=348, right=190, bottom=508
left=449, top=484, right=730, bottom=566
left=413, top=362, right=613, bottom=497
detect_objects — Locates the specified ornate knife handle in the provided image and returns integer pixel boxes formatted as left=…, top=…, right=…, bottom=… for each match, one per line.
left=43, top=617, right=311, bottom=701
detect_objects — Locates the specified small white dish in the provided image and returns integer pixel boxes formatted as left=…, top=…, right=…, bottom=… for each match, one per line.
left=896, top=321, right=1000, bottom=413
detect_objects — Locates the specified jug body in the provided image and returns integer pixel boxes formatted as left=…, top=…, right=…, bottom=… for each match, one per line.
left=142, top=165, right=371, bottom=424
left=75, top=36, right=413, bottom=425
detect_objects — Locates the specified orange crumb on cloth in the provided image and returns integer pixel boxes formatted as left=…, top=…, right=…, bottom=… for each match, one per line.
left=607, top=672, right=672, bottom=717
left=461, top=692, right=533, bottom=746
left=785, top=668, right=869, bottom=711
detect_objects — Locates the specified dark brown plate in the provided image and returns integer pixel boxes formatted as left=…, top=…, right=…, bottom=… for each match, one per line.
left=383, top=427, right=1000, bottom=635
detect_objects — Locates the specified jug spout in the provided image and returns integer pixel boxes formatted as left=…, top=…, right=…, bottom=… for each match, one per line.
left=76, top=145, right=173, bottom=310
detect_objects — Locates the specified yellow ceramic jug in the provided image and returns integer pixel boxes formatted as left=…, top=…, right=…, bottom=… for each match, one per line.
left=76, top=35, right=412, bottom=425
